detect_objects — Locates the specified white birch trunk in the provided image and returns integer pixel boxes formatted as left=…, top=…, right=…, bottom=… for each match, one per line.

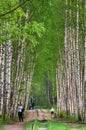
left=5, top=39, right=12, bottom=114
left=57, top=66, right=61, bottom=114
left=13, top=41, right=24, bottom=116
left=64, top=0, right=70, bottom=116
left=83, top=1, right=86, bottom=120
left=75, top=0, right=81, bottom=120
left=71, top=29, right=77, bottom=116
left=0, top=45, right=5, bottom=115
left=13, top=10, right=30, bottom=115
left=25, top=64, right=35, bottom=110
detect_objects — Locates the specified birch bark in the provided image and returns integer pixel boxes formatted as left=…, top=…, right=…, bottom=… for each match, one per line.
left=75, top=0, right=81, bottom=120
left=64, top=0, right=70, bottom=116
left=0, top=45, right=5, bottom=115
left=3, top=38, right=12, bottom=120
left=12, top=10, right=31, bottom=115
left=83, top=1, right=86, bottom=120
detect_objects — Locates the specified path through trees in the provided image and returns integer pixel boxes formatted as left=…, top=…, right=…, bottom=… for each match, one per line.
left=3, top=109, right=50, bottom=130
left=3, top=109, right=86, bottom=130
left=1, top=0, right=86, bottom=125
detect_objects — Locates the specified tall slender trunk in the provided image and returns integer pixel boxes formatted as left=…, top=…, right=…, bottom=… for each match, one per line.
left=12, top=10, right=30, bottom=116
left=0, top=45, right=5, bottom=115
left=75, top=0, right=81, bottom=120
left=3, top=38, right=12, bottom=119
left=64, top=0, right=70, bottom=116
left=13, top=41, right=24, bottom=116
left=57, top=66, right=61, bottom=114
left=83, top=1, right=86, bottom=121
left=24, top=62, right=35, bottom=110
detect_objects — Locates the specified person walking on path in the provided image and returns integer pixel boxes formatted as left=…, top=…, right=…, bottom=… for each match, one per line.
left=18, top=102, right=23, bottom=122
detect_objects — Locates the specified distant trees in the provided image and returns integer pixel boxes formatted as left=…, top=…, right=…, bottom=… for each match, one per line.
left=30, top=0, right=62, bottom=107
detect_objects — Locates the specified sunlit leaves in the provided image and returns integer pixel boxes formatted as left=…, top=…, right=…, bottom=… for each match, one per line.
left=28, top=35, right=38, bottom=46
left=0, top=0, right=19, bottom=14
left=23, top=21, right=46, bottom=47
left=24, top=21, right=46, bottom=37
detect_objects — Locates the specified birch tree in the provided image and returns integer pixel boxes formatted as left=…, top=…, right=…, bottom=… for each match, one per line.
left=0, top=44, right=5, bottom=115
left=83, top=0, right=86, bottom=121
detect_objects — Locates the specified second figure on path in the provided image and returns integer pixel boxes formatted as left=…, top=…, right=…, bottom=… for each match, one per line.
left=50, top=107, right=54, bottom=118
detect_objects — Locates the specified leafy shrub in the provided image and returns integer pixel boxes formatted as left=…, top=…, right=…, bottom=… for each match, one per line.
left=59, top=110, right=67, bottom=118
left=34, top=106, right=50, bottom=109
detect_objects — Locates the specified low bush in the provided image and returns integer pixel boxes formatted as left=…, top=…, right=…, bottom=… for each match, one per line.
left=59, top=110, right=67, bottom=118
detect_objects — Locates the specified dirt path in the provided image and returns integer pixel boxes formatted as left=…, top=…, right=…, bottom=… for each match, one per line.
left=3, top=109, right=51, bottom=130
left=3, top=110, right=86, bottom=130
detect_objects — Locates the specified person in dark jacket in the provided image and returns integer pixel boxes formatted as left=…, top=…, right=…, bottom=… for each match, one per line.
left=18, top=102, right=23, bottom=122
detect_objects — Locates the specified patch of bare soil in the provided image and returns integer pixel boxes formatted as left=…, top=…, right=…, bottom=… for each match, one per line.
left=70, top=129, right=77, bottom=130
left=3, top=109, right=51, bottom=130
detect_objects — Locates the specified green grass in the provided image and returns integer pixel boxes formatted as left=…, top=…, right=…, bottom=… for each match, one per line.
left=24, top=120, right=70, bottom=130
left=24, top=120, right=40, bottom=130
left=34, top=106, right=50, bottom=109
left=0, top=120, right=7, bottom=130
left=24, top=120, right=86, bottom=130
left=46, top=121, right=70, bottom=130
left=79, top=128, right=86, bottom=130
left=0, top=114, right=19, bottom=130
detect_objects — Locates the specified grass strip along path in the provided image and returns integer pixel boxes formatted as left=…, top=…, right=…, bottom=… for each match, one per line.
left=24, top=120, right=70, bottom=130
left=3, top=109, right=86, bottom=130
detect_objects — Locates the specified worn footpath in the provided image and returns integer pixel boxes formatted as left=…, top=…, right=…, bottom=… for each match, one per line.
left=3, top=109, right=50, bottom=130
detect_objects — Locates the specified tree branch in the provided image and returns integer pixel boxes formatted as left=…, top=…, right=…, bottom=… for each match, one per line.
left=0, top=0, right=28, bottom=17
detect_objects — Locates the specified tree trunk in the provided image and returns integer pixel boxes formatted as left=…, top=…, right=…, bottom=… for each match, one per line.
left=0, top=45, right=5, bottom=115
left=83, top=1, right=86, bottom=121
left=3, top=39, right=12, bottom=119
left=75, top=0, right=81, bottom=120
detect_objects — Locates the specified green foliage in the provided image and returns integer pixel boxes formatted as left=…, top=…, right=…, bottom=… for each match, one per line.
left=59, top=110, right=67, bottom=118
left=24, top=120, right=70, bottom=130
left=23, top=21, right=46, bottom=47
left=34, top=106, right=50, bottom=109
left=0, top=117, right=6, bottom=130
left=0, top=0, right=64, bottom=112
left=30, top=0, right=64, bottom=107
left=24, top=120, right=86, bottom=130
left=46, top=121, right=70, bottom=130
left=80, top=127, right=86, bottom=130
left=0, top=0, right=19, bottom=14
left=27, top=21, right=46, bottom=37
left=24, top=120, right=40, bottom=130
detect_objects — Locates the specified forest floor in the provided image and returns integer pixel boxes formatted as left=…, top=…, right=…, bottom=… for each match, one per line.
left=3, top=109, right=50, bottom=130
left=3, top=109, right=86, bottom=130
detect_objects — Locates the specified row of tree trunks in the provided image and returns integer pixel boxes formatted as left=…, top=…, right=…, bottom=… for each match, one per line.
left=24, top=62, right=35, bottom=110
left=45, top=72, right=55, bottom=106
left=57, top=0, right=86, bottom=121
left=3, top=39, right=12, bottom=119
left=0, top=10, right=35, bottom=119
